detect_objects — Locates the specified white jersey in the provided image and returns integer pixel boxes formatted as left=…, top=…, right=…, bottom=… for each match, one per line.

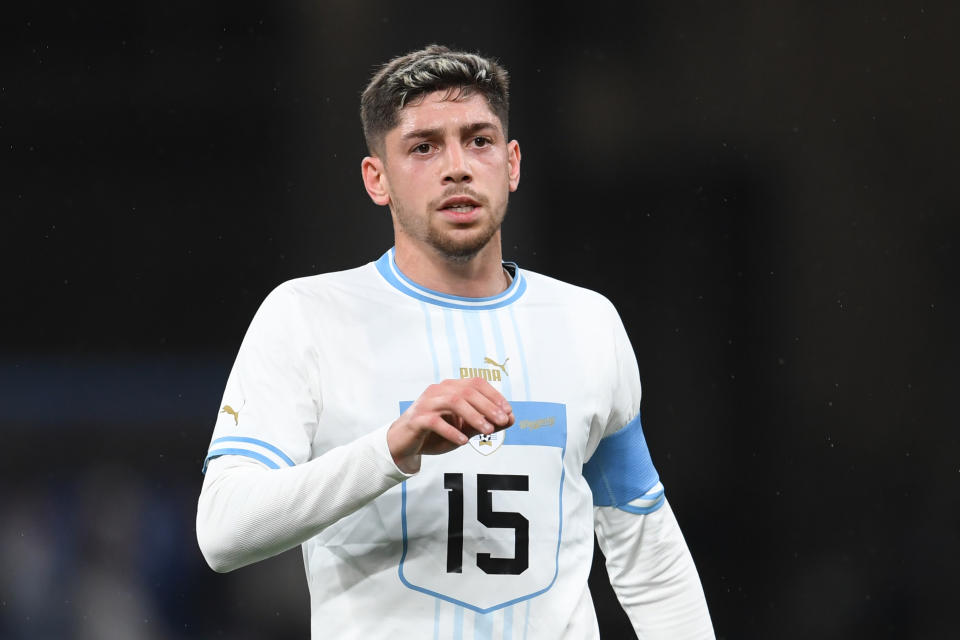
left=197, top=248, right=714, bottom=639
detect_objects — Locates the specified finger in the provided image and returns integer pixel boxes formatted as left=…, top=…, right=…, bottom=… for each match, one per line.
left=441, top=412, right=464, bottom=431
left=449, top=395, right=495, bottom=434
left=464, top=377, right=513, bottom=414
left=426, top=414, right=469, bottom=446
left=460, top=386, right=512, bottom=428
left=460, top=425, right=485, bottom=441
left=424, top=391, right=497, bottom=433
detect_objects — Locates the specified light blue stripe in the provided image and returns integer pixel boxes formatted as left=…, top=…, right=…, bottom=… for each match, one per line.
left=474, top=610, right=493, bottom=640
left=504, top=402, right=566, bottom=448
left=203, top=448, right=280, bottom=472
left=617, top=494, right=667, bottom=515
left=487, top=311, right=513, bottom=400
left=453, top=605, right=464, bottom=640
left=375, top=249, right=527, bottom=311
left=523, top=600, right=530, bottom=640
left=462, top=311, right=486, bottom=374
left=388, top=248, right=520, bottom=303
left=434, top=598, right=442, bottom=640
left=443, top=308, right=462, bottom=376
left=210, top=436, right=296, bottom=467
left=640, top=487, right=665, bottom=502
left=508, top=305, right=531, bottom=400
left=503, top=606, right=513, bottom=640
left=420, top=302, right=441, bottom=382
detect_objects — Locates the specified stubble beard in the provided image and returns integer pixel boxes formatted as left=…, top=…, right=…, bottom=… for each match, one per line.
left=394, top=191, right=507, bottom=263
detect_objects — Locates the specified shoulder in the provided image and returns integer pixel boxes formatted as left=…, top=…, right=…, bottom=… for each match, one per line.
left=256, top=261, right=384, bottom=313
left=249, top=261, right=380, bottom=329
left=271, top=261, right=378, bottom=301
left=519, top=268, right=621, bottom=321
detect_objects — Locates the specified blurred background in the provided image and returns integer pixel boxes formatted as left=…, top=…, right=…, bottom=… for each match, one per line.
left=3, top=1, right=958, bottom=638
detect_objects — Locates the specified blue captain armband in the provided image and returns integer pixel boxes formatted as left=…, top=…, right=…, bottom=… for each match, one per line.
left=583, top=413, right=663, bottom=513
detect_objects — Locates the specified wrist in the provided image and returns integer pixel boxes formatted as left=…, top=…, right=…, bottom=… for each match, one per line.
left=387, top=419, right=421, bottom=474
left=393, top=453, right=421, bottom=474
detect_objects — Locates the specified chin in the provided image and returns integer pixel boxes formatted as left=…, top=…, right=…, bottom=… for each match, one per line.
left=428, top=227, right=498, bottom=262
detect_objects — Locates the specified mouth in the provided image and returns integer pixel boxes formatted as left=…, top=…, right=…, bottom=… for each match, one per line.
left=437, top=195, right=483, bottom=222
left=438, top=196, right=482, bottom=213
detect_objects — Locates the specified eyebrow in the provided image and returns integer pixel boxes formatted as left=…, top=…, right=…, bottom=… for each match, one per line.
left=400, top=121, right=499, bottom=142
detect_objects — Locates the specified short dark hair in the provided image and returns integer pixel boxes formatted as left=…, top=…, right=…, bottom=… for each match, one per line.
left=360, top=44, right=510, bottom=156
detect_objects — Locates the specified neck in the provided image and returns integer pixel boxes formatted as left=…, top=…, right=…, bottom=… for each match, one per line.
left=393, top=232, right=508, bottom=298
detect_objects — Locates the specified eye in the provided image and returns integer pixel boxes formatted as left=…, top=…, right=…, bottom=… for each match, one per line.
left=412, top=142, right=433, bottom=154
left=472, top=136, right=491, bottom=148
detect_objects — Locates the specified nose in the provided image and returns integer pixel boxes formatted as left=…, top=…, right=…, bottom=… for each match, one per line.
left=442, top=144, right=472, bottom=184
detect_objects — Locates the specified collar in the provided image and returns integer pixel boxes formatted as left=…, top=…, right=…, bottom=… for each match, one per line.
left=374, top=247, right=526, bottom=310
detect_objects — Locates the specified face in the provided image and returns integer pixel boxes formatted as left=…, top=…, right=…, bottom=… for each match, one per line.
left=362, top=90, right=521, bottom=261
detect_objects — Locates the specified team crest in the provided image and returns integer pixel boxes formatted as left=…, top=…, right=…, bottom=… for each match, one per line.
left=468, top=431, right=504, bottom=455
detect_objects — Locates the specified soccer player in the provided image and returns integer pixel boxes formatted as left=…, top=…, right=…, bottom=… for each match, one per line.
left=197, top=45, right=714, bottom=639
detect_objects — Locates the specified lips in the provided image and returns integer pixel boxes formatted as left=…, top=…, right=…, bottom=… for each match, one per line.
left=438, top=195, right=482, bottom=211
left=436, top=194, right=483, bottom=223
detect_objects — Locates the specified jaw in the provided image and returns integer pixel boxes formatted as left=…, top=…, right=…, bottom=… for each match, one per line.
left=427, top=202, right=506, bottom=260
left=391, top=209, right=503, bottom=264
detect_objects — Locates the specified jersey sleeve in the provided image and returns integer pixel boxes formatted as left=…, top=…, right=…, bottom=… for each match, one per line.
left=585, top=300, right=715, bottom=638
left=203, top=283, right=319, bottom=473
left=582, top=299, right=663, bottom=510
left=196, top=282, right=412, bottom=573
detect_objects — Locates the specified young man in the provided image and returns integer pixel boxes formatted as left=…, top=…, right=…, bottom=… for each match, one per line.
left=197, top=45, right=714, bottom=639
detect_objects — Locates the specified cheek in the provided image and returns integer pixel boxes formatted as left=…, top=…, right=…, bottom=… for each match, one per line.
left=390, top=181, right=426, bottom=211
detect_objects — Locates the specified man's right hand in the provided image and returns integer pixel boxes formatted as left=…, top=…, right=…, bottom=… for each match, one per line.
left=387, top=377, right=514, bottom=474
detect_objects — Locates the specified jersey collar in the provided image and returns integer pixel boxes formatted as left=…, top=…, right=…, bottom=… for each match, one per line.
left=375, top=247, right=527, bottom=311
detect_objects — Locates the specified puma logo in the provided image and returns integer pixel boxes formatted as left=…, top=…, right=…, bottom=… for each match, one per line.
left=460, top=356, right=510, bottom=383
left=483, top=356, right=509, bottom=376
left=221, top=404, right=241, bottom=426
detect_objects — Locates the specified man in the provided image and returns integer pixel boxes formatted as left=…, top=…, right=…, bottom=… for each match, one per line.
left=197, top=45, right=714, bottom=639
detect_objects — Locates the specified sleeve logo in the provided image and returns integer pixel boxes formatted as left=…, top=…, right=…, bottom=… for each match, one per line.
left=220, top=404, right=241, bottom=426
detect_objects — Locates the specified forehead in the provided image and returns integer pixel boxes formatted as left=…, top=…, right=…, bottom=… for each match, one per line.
left=393, top=90, right=503, bottom=136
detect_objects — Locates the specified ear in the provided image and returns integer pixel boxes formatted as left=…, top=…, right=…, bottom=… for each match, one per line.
left=507, top=139, right=521, bottom=192
left=361, top=155, right=391, bottom=206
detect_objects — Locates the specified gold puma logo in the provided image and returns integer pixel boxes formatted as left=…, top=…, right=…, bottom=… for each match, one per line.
left=221, top=404, right=241, bottom=426
left=483, top=356, right=509, bottom=376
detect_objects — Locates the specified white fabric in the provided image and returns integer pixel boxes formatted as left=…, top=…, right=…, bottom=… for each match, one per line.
left=596, top=499, right=714, bottom=638
left=196, top=254, right=714, bottom=639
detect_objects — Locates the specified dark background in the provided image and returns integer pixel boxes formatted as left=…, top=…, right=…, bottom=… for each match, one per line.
left=3, top=1, right=957, bottom=638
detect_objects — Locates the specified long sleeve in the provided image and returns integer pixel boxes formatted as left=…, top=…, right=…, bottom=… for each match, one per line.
left=594, top=498, right=714, bottom=638
left=196, top=423, right=411, bottom=572
left=196, top=280, right=417, bottom=572
left=585, top=298, right=714, bottom=637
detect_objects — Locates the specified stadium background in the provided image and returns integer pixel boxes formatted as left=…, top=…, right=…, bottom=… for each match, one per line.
left=3, top=2, right=957, bottom=638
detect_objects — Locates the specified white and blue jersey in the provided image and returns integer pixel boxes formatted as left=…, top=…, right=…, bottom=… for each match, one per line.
left=198, top=248, right=712, bottom=639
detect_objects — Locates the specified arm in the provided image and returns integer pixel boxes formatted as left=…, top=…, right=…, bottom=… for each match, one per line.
left=595, top=496, right=714, bottom=639
left=197, top=374, right=513, bottom=572
left=585, top=298, right=714, bottom=637
left=197, top=424, right=407, bottom=572
left=584, top=413, right=714, bottom=638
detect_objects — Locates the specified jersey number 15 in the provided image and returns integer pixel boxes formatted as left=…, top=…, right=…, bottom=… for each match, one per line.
left=444, top=472, right=529, bottom=575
